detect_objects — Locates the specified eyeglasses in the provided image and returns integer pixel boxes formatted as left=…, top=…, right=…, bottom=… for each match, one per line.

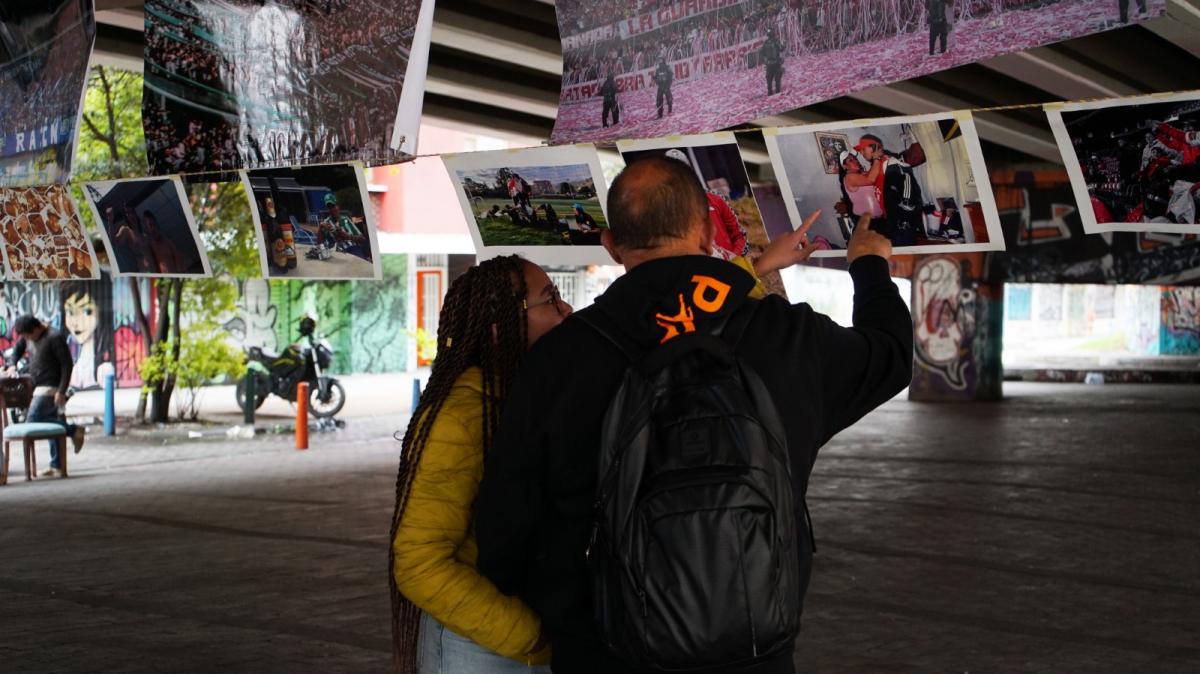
left=523, top=284, right=565, bottom=315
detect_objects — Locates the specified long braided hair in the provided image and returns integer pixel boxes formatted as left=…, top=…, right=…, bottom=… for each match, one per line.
left=389, top=255, right=530, bottom=674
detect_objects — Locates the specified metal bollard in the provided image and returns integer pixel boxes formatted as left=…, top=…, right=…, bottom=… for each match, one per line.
left=103, top=373, right=116, bottom=436
left=295, top=381, right=309, bottom=450
left=243, top=374, right=256, bottom=425
left=411, top=377, right=421, bottom=413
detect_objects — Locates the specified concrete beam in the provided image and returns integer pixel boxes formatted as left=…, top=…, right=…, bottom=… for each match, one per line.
left=96, top=8, right=144, bottom=32
left=425, top=64, right=559, bottom=119
left=1147, top=0, right=1200, bottom=58
left=431, top=8, right=563, bottom=76
left=848, top=81, right=1061, bottom=162
left=979, top=48, right=1139, bottom=100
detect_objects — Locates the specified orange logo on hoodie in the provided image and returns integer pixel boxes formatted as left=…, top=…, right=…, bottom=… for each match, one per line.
left=654, top=275, right=731, bottom=343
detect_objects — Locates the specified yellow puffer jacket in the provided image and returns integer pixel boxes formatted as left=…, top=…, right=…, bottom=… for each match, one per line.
left=392, top=367, right=550, bottom=665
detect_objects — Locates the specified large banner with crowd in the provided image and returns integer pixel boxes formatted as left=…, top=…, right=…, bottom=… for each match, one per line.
left=142, top=0, right=433, bottom=175
left=551, top=0, right=1167, bottom=143
left=0, top=0, right=95, bottom=187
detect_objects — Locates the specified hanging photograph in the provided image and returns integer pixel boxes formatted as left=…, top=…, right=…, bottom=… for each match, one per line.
left=83, top=176, right=212, bottom=278
left=0, top=0, right=96, bottom=187
left=442, top=145, right=612, bottom=266
left=142, top=0, right=434, bottom=175
left=617, top=132, right=786, bottom=296
left=0, top=184, right=99, bottom=280
left=1046, top=91, right=1200, bottom=235
left=550, top=0, right=1166, bottom=144
left=241, top=161, right=381, bottom=281
left=764, top=111, right=1004, bottom=257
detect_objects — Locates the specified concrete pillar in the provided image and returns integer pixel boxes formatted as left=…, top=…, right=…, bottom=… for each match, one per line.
left=908, top=253, right=1004, bottom=402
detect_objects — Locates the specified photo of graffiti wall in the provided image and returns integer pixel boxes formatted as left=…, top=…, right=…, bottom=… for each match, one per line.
left=0, top=184, right=99, bottom=280
left=0, top=0, right=96, bottom=186
left=551, top=0, right=1165, bottom=143
left=142, top=0, right=428, bottom=175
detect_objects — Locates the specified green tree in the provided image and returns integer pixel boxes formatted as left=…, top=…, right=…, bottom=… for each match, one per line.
left=74, top=65, right=260, bottom=423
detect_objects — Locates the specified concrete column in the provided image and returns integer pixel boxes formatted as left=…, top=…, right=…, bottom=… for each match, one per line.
left=908, top=253, right=1004, bottom=402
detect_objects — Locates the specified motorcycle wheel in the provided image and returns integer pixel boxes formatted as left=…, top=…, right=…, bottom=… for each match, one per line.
left=235, top=375, right=269, bottom=411
left=309, top=379, right=346, bottom=418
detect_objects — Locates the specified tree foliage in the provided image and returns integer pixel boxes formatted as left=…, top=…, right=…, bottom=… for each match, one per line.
left=73, top=65, right=261, bottom=423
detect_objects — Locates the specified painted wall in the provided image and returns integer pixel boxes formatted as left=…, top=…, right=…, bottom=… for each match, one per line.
left=2, top=254, right=409, bottom=390
left=1161, top=287, right=1200, bottom=355
left=909, top=253, right=1003, bottom=401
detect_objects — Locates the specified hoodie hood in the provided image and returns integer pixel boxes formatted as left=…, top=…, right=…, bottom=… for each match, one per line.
left=588, top=255, right=756, bottom=348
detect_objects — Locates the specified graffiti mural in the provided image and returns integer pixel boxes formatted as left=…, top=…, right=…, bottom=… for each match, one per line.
left=910, top=253, right=1003, bottom=401
left=2, top=253, right=408, bottom=391
left=1162, top=287, right=1200, bottom=355
left=913, top=257, right=977, bottom=392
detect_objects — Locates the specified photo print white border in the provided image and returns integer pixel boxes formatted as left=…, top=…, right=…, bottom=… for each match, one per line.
left=1046, top=90, right=1200, bottom=235
left=83, top=175, right=213, bottom=279
left=0, top=185, right=101, bottom=281
left=442, top=144, right=613, bottom=266
left=239, top=160, right=383, bottom=281
left=763, top=110, right=1005, bottom=257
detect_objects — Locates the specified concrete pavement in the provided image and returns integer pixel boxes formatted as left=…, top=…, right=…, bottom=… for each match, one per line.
left=1, top=383, right=1198, bottom=672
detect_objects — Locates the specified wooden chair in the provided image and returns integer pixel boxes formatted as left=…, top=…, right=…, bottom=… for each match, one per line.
left=0, top=376, right=69, bottom=484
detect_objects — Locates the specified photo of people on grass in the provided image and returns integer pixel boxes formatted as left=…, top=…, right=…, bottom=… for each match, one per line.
left=765, top=112, right=1003, bottom=256
left=142, top=0, right=428, bottom=176
left=0, top=0, right=95, bottom=186
left=0, top=184, right=99, bottom=280
left=551, top=0, right=1165, bottom=144
left=241, top=161, right=381, bottom=280
left=1047, top=91, right=1200, bottom=234
left=84, top=176, right=211, bottom=277
left=443, top=145, right=611, bottom=265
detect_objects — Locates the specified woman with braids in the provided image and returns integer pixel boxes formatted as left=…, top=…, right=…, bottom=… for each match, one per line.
left=390, top=255, right=569, bottom=673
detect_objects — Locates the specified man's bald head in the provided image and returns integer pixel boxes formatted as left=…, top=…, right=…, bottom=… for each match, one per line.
left=606, top=156, right=707, bottom=250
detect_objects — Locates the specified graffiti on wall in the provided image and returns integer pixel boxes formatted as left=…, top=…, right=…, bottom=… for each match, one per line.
left=1162, top=287, right=1200, bottom=355
left=913, top=257, right=977, bottom=392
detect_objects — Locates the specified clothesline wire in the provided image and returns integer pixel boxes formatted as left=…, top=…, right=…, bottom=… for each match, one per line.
left=80, top=87, right=1200, bottom=182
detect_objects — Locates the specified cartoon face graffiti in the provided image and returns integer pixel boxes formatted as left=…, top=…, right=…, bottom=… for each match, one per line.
left=914, top=257, right=976, bottom=390
left=63, top=289, right=98, bottom=349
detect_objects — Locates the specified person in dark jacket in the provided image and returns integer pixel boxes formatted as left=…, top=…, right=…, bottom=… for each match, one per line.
left=475, top=157, right=913, bottom=673
left=926, top=0, right=949, bottom=55
left=762, top=27, right=784, bottom=95
left=855, top=134, right=925, bottom=247
left=1119, top=0, right=1146, bottom=23
left=653, top=57, right=673, bottom=119
left=8, top=315, right=85, bottom=476
left=600, top=73, right=620, bottom=128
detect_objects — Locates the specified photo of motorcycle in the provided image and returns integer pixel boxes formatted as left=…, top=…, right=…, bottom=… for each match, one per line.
left=235, top=335, right=346, bottom=418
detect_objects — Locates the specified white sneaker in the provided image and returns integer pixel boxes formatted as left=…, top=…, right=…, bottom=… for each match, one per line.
left=40, top=468, right=62, bottom=477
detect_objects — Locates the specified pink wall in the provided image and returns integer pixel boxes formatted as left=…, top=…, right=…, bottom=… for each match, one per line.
left=370, top=125, right=513, bottom=235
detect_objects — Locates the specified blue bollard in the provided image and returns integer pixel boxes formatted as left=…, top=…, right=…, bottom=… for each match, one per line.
left=411, top=377, right=422, bottom=413
left=103, top=373, right=115, bottom=436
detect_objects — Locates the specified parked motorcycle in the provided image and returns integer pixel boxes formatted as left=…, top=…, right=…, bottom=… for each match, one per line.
left=235, top=336, right=346, bottom=418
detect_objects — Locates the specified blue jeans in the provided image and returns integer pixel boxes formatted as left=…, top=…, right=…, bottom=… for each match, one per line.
left=418, top=612, right=550, bottom=674
left=27, top=395, right=76, bottom=470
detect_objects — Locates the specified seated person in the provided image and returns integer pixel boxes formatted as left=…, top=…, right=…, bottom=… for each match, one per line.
left=572, top=203, right=599, bottom=232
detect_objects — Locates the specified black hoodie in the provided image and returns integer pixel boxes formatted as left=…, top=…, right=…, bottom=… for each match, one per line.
left=476, top=255, right=913, bottom=673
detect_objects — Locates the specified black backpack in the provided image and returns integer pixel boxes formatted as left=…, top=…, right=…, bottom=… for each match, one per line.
left=577, top=303, right=806, bottom=672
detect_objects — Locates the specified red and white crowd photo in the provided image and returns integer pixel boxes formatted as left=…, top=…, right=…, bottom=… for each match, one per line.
left=764, top=111, right=1004, bottom=256
left=1046, top=91, right=1200, bottom=235
left=550, top=0, right=1166, bottom=144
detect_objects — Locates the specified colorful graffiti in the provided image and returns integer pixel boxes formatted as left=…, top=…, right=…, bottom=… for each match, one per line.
left=1162, top=287, right=1200, bottom=355
left=2, top=275, right=151, bottom=389
left=910, top=253, right=1003, bottom=401
left=3, top=254, right=408, bottom=391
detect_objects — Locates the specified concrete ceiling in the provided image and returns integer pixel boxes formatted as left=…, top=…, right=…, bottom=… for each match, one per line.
left=92, top=0, right=1200, bottom=170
